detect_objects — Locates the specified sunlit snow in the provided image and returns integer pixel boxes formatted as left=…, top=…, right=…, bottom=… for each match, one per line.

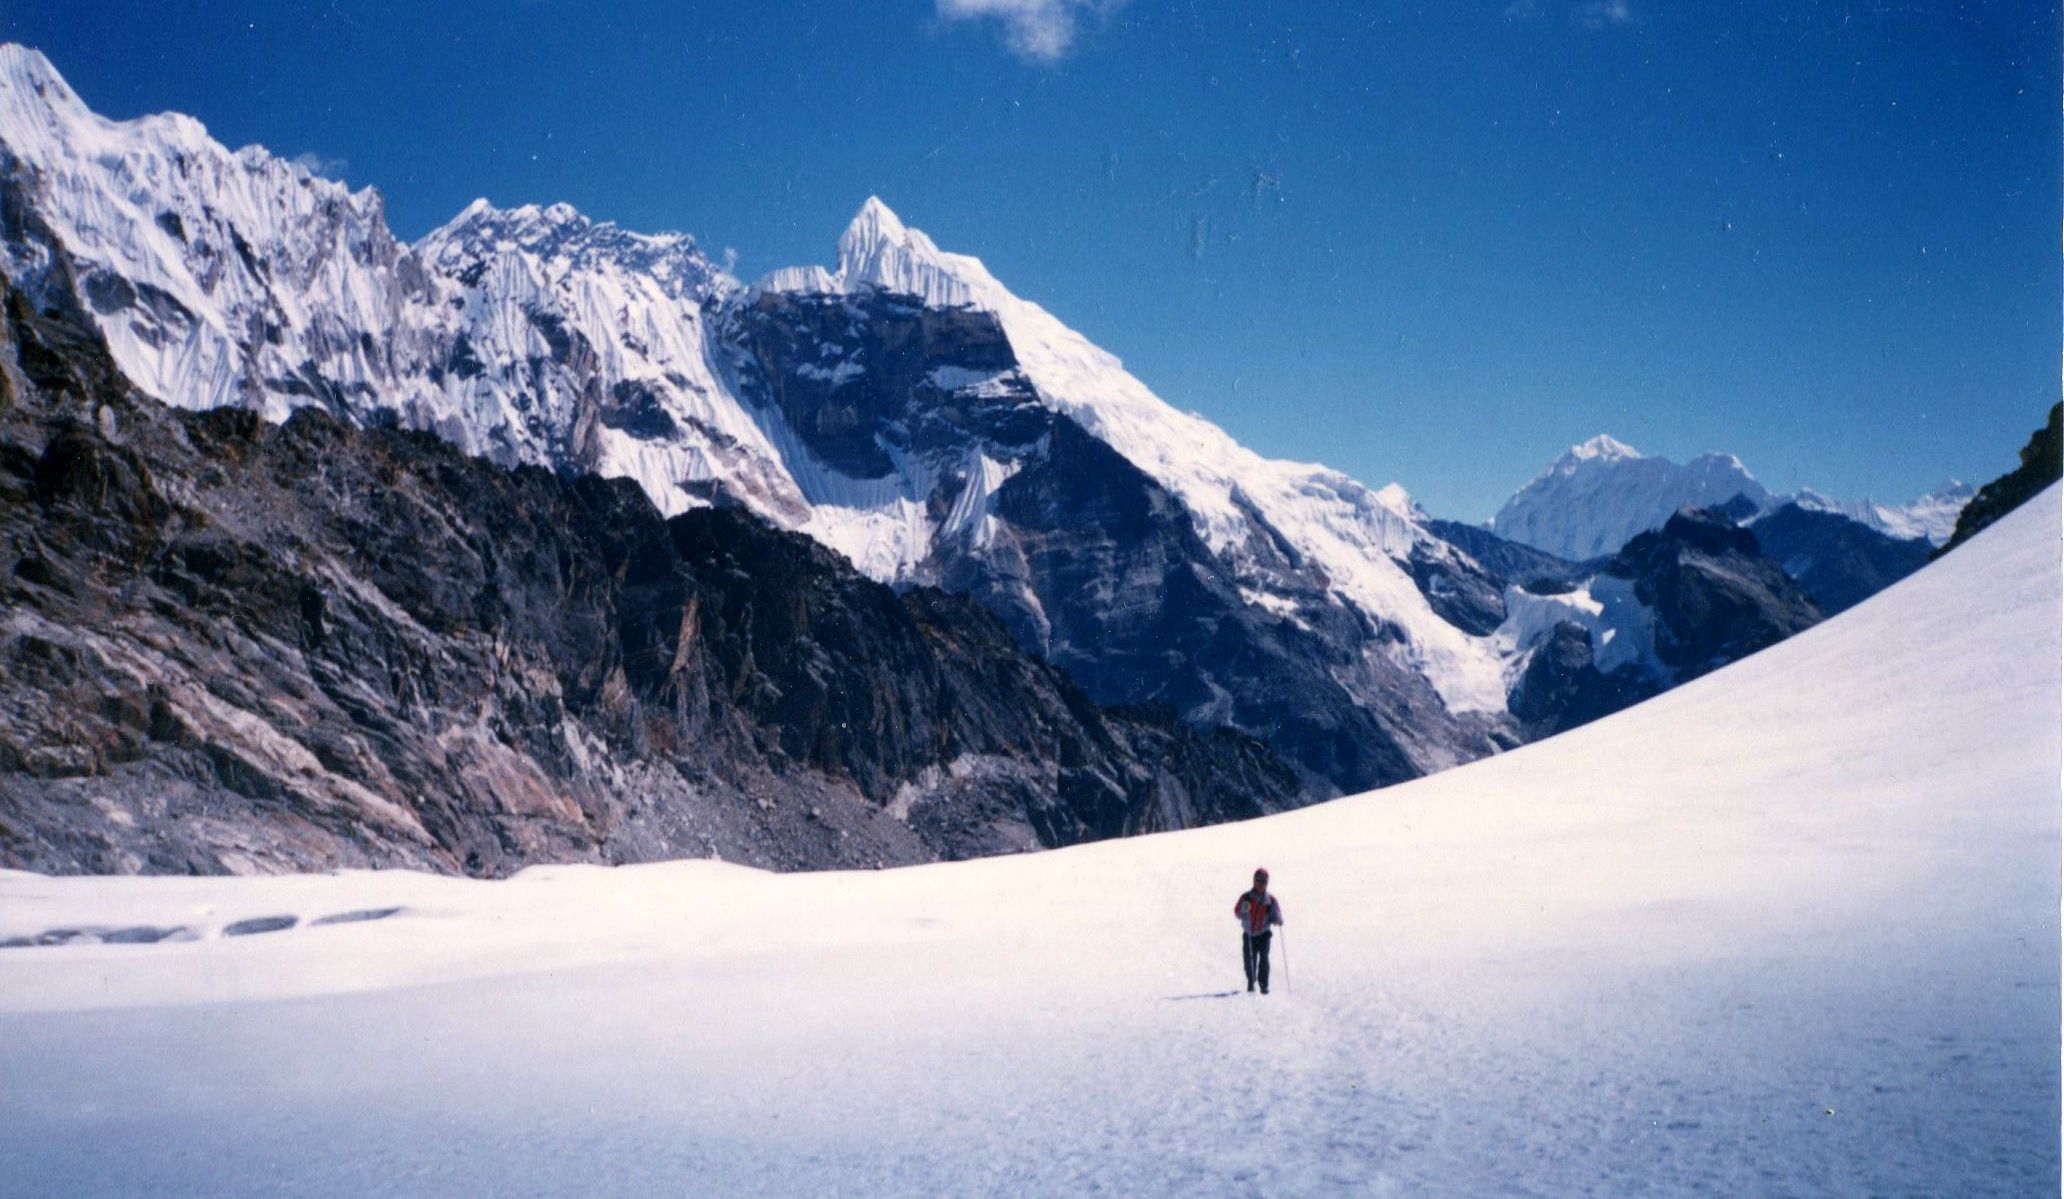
left=2, top=488, right=2054, bottom=1197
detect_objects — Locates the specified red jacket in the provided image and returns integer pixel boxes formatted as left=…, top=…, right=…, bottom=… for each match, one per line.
left=1234, top=888, right=1283, bottom=936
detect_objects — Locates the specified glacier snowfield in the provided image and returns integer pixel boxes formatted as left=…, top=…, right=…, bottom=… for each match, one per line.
left=1, top=487, right=2057, bottom=1197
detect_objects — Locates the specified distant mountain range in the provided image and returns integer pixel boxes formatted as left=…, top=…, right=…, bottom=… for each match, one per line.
left=0, top=274, right=1304, bottom=874
left=1490, top=434, right=1968, bottom=562
left=0, top=43, right=1513, bottom=800
left=0, top=43, right=2003, bottom=875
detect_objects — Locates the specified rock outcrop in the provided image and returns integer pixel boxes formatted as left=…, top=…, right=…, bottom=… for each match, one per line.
left=1499, top=506, right=1824, bottom=737
left=1747, top=503, right=1932, bottom=616
left=1936, top=403, right=2062, bottom=558
left=0, top=278, right=1302, bottom=876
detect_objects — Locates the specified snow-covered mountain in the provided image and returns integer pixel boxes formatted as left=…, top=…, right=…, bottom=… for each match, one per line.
left=1490, top=435, right=1775, bottom=561
left=0, top=49, right=800, bottom=528
left=760, top=197, right=1438, bottom=618
left=2, top=484, right=2052, bottom=1195
left=1487, top=507, right=1825, bottom=735
left=7, top=42, right=1918, bottom=797
left=1456, top=447, right=1944, bottom=732
left=0, top=43, right=1535, bottom=793
left=1793, top=481, right=1972, bottom=546
left=1493, top=434, right=1971, bottom=561
left=752, top=194, right=1513, bottom=716
left=0, top=46, right=420, bottom=422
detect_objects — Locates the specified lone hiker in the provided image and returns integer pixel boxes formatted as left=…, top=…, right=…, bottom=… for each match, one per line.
left=1235, top=867, right=1284, bottom=994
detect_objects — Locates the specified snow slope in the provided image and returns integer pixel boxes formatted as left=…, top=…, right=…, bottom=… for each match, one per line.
left=0, top=43, right=417, bottom=422
left=1, top=488, right=2054, bottom=1195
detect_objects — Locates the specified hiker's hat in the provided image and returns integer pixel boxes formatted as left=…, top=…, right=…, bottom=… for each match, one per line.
left=1253, top=867, right=1269, bottom=883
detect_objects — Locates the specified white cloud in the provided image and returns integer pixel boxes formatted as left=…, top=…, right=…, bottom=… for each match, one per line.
left=1505, top=0, right=1636, bottom=27
left=937, top=0, right=1121, bottom=63
left=1574, top=0, right=1634, bottom=28
left=289, top=151, right=349, bottom=181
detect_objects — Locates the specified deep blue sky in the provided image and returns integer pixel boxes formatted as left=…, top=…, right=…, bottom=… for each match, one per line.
left=6, top=1, right=2057, bottom=519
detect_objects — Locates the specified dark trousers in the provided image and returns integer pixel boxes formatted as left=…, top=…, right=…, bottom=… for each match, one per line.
left=1242, top=932, right=1272, bottom=991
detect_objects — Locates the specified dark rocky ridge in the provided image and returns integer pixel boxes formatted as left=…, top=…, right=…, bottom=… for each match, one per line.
left=1937, top=402, right=2061, bottom=558
left=1508, top=506, right=1824, bottom=738
left=1746, top=503, right=1932, bottom=616
left=0, top=278, right=1302, bottom=877
left=1421, top=519, right=1592, bottom=596
left=986, top=418, right=1441, bottom=793
left=723, top=288, right=1499, bottom=796
left=1612, top=507, right=1824, bottom=682
left=1508, top=623, right=1659, bottom=737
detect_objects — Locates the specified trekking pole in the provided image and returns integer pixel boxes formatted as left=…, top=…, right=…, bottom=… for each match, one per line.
left=1280, top=927, right=1290, bottom=995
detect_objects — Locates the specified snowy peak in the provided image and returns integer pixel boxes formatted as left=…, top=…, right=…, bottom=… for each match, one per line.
left=420, top=199, right=731, bottom=302
left=0, top=42, right=350, bottom=207
left=0, top=44, right=407, bottom=419
left=404, top=198, right=797, bottom=522
left=759, top=196, right=983, bottom=307
left=1372, top=481, right=1422, bottom=520
left=840, top=195, right=911, bottom=254
left=1688, top=450, right=1751, bottom=473
left=1562, top=434, right=1642, bottom=466
left=755, top=195, right=1027, bottom=313
left=0, top=42, right=74, bottom=105
left=1494, top=437, right=1773, bottom=561
left=0, top=43, right=96, bottom=133
left=1498, top=431, right=1975, bottom=560
left=829, top=195, right=982, bottom=308
left=1793, top=480, right=1973, bottom=546
left=429, top=199, right=612, bottom=249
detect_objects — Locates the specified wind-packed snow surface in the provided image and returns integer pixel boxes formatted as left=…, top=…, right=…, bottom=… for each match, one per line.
left=2, top=488, right=2055, bottom=1197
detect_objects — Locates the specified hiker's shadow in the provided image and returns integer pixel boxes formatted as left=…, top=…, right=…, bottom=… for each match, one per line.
left=1164, top=990, right=1245, bottom=1001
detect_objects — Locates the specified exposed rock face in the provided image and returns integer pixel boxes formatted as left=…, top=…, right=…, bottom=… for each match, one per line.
left=1497, top=506, right=1823, bottom=737
left=1937, top=403, right=2062, bottom=558
left=988, top=418, right=1437, bottom=794
left=1507, top=623, right=1659, bottom=736
left=1421, top=519, right=1591, bottom=594
left=1610, top=508, right=1824, bottom=683
left=719, top=287, right=1486, bottom=796
left=1748, top=503, right=1932, bottom=616
left=0, top=45, right=1520, bottom=797
left=0, top=279, right=1301, bottom=877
